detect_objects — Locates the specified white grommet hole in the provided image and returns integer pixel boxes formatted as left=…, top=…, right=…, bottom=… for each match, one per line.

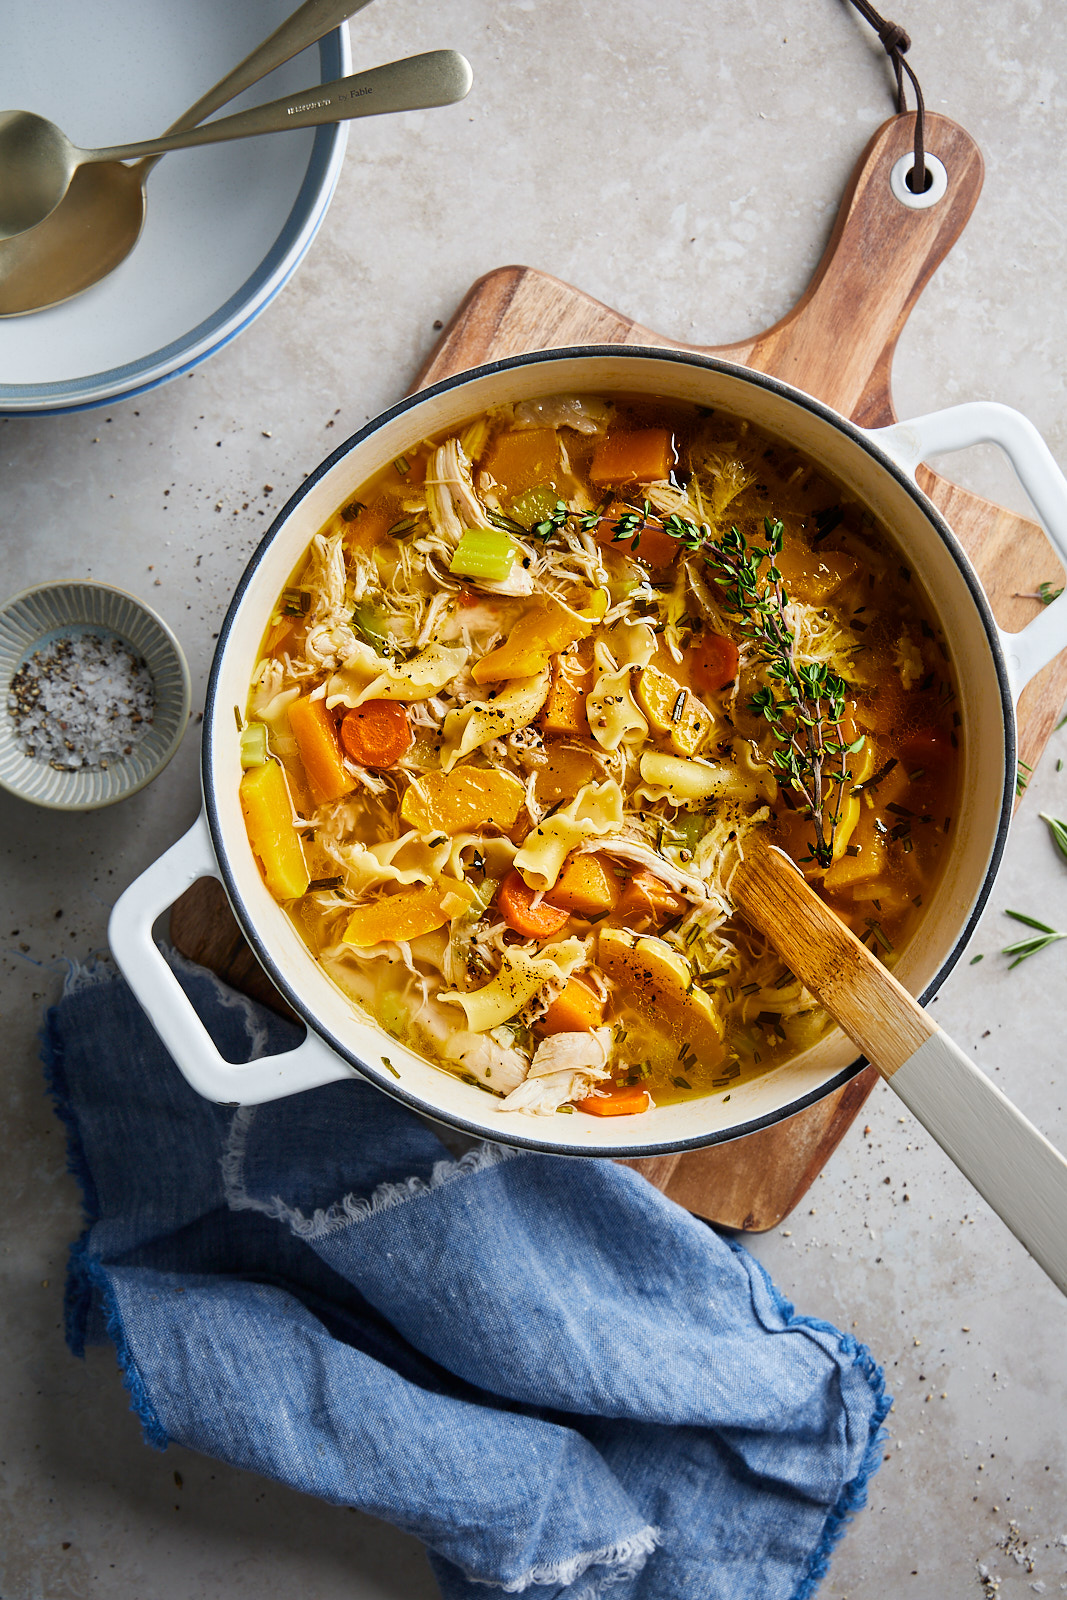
left=890, top=152, right=948, bottom=210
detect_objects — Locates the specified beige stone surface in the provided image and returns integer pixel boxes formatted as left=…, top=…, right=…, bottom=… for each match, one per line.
left=2, top=0, right=1067, bottom=1594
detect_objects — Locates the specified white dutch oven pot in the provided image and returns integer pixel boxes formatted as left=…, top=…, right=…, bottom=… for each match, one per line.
left=109, top=349, right=1067, bottom=1156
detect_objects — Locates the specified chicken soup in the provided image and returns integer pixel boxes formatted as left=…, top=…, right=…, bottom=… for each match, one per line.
left=238, top=393, right=960, bottom=1116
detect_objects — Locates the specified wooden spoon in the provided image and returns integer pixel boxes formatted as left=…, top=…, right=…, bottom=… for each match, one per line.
left=731, top=841, right=1067, bottom=1296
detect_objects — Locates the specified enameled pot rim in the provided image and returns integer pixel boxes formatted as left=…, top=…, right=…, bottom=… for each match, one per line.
left=201, top=346, right=1017, bottom=1156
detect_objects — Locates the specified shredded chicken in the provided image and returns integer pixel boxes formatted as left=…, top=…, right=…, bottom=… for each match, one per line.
left=528, top=1028, right=612, bottom=1078
left=444, top=1031, right=528, bottom=1093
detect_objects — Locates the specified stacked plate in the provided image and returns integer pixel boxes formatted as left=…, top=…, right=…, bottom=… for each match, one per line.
left=0, top=0, right=349, bottom=413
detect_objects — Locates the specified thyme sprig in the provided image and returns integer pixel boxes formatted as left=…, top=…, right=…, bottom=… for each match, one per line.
left=664, top=512, right=862, bottom=867
left=511, top=498, right=861, bottom=865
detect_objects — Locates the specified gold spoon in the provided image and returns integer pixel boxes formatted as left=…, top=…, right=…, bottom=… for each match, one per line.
left=0, top=51, right=471, bottom=243
left=0, top=0, right=376, bottom=315
left=731, top=840, right=1067, bottom=1297
left=0, top=0, right=410, bottom=312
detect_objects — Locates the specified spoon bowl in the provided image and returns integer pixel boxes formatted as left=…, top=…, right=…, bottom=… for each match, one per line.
left=0, top=111, right=78, bottom=241
left=0, top=162, right=148, bottom=316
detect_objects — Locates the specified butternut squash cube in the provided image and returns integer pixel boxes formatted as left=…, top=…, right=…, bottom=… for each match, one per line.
left=597, top=927, right=725, bottom=1065
left=537, top=976, right=605, bottom=1035
left=616, top=869, right=688, bottom=932
left=633, top=665, right=715, bottom=757
left=540, top=648, right=593, bottom=737
left=483, top=427, right=565, bottom=498
left=400, top=765, right=526, bottom=836
left=589, top=429, right=672, bottom=486
left=343, top=881, right=476, bottom=948
left=544, top=852, right=619, bottom=918
left=472, top=600, right=591, bottom=685
left=533, top=744, right=598, bottom=808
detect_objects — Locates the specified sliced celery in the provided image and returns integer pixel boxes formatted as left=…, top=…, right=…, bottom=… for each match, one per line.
left=667, top=812, right=708, bottom=853
left=449, top=527, right=517, bottom=582
left=239, top=722, right=269, bottom=767
left=352, top=603, right=393, bottom=656
left=510, top=483, right=559, bottom=529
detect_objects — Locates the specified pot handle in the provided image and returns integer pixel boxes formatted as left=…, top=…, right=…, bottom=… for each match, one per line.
left=107, top=811, right=355, bottom=1104
left=865, top=401, right=1067, bottom=700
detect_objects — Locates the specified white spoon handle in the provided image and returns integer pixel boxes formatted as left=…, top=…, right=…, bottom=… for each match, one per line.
left=731, top=842, right=1067, bottom=1296
left=891, top=1030, right=1067, bottom=1294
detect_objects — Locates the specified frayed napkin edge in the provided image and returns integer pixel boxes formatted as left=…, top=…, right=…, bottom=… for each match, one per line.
left=728, top=1240, right=893, bottom=1600
left=222, top=1105, right=524, bottom=1239
left=459, top=1522, right=661, bottom=1595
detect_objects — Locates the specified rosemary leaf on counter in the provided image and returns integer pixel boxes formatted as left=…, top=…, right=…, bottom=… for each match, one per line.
left=1040, top=812, right=1067, bottom=863
left=1002, top=909, right=1067, bottom=969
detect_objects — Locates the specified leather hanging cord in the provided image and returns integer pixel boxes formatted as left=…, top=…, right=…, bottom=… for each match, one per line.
left=845, top=0, right=928, bottom=192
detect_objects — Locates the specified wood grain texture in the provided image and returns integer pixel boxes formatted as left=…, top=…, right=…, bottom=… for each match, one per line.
left=171, top=110, right=1067, bottom=1233
left=618, top=1065, right=881, bottom=1231
left=731, top=845, right=935, bottom=1078
left=170, top=877, right=299, bottom=1023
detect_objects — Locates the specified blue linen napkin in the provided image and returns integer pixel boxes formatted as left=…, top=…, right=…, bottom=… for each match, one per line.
left=43, top=954, right=889, bottom=1599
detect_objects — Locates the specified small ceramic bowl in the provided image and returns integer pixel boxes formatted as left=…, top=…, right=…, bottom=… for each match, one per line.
left=0, top=581, right=191, bottom=810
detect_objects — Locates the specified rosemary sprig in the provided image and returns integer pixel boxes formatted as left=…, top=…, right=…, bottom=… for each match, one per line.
left=1002, top=909, right=1067, bottom=969
left=1040, top=812, right=1067, bottom=862
left=486, top=507, right=531, bottom=539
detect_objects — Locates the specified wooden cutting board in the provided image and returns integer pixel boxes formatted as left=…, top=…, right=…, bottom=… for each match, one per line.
left=171, top=112, right=1066, bottom=1231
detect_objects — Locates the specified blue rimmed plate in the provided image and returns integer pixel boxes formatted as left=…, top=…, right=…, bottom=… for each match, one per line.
left=0, top=1, right=349, bottom=414
left=0, top=581, right=191, bottom=809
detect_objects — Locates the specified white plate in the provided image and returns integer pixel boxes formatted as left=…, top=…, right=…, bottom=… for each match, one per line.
left=0, top=0, right=349, bottom=413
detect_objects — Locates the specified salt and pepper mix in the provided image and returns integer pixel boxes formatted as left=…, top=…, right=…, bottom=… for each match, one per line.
left=7, top=632, right=155, bottom=770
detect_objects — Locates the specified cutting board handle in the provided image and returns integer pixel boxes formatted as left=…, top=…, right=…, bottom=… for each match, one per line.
left=704, top=112, right=984, bottom=427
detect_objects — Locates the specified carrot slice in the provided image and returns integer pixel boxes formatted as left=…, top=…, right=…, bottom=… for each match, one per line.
left=497, top=869, right=570, bottom=939
left=574, top=1084, right=653, bottom=1116
left=340, top=701, right=413, bottom=769
left=688, top=632, right=740, bottom=693
left=288, top=695, right=356, bottom=805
